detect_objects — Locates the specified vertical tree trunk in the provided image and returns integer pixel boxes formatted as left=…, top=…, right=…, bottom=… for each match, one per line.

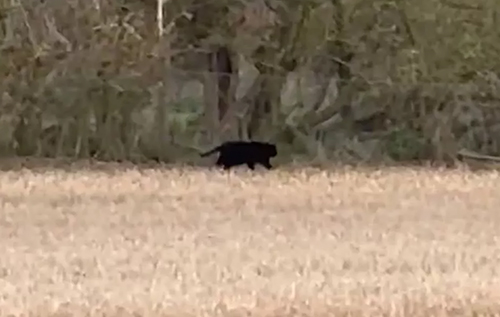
left=246, top=74, right=273, bottom=140
left=206, top=45, right=237, bottom=141
left=208, top=45, right=233, bottom=122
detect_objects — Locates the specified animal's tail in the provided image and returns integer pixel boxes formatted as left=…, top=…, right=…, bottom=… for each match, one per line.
left=199, top=146, right=221, bottom=157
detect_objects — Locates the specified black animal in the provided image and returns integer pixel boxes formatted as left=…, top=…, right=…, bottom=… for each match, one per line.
left=200, top=141, right=277, bottom=170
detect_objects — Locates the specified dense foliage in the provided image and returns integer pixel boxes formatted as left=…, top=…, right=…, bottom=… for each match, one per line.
left=1, top=0, right=499, bottom=165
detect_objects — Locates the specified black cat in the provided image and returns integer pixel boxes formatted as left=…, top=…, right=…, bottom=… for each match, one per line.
left=200, top=141, right=277, bottom=170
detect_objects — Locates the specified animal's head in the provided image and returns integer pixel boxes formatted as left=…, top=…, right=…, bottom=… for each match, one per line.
left=266, top=143, right=277, bottom=157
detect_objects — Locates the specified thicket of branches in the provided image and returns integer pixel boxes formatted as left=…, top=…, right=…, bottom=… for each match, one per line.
left=1, top=0, right=500, bottom=165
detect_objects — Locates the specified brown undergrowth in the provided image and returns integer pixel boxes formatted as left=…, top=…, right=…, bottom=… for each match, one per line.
left=0, top=160, right=499, bottom=316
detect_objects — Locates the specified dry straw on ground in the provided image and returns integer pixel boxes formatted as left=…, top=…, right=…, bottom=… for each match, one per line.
left=0, top=160, right=500, bottom=316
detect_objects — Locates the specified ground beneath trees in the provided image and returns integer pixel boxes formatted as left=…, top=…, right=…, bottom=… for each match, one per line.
left=0, top=161, right=499, bottom=316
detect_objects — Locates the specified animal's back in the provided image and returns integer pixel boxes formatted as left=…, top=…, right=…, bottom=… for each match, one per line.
left=217, top=141, right=250, bottom=167
left=203, top=140, right=277, bottom=170
left=233, top=141, right=274, bottom=159
left=249, top=141, right=277, bottom=158
left=223, top=141, right=251, bottom=150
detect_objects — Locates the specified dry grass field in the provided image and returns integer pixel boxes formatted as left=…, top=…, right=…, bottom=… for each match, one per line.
left=1, top=159, right=500, bottom=316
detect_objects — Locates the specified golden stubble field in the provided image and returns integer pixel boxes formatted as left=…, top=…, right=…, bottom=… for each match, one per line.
left=0, top=160, right=500, bottom=316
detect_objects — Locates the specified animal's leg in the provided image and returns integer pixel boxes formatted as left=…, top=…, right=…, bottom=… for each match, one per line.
left=261, top=159, right=273, bottom=169
left=216, top=157, right=229, bottom=170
